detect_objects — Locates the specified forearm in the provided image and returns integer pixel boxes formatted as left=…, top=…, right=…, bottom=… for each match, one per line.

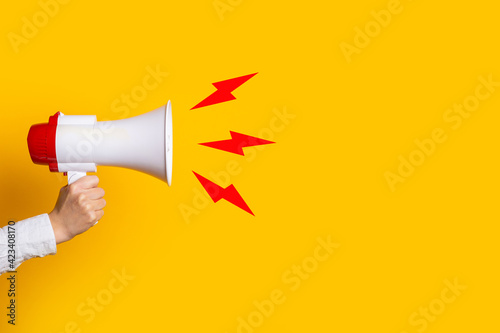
left=0, top=214, right=57, bottom=275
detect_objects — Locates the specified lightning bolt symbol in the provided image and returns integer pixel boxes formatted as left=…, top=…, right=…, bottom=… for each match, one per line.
left=199, top=131, right=275, bottom=156
left=193, top=171, right=254, bottom=215
left=191, top=73, right=258, bottom=109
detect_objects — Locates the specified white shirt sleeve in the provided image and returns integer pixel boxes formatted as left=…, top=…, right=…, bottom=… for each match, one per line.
left=0, top=214, right=57, bottom=275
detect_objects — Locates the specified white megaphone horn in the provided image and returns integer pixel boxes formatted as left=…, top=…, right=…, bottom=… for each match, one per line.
left=27, top=101, right=173, bottom=185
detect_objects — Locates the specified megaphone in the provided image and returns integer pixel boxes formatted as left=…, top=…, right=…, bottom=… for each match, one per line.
left=27, top=101, right=173, bottom=185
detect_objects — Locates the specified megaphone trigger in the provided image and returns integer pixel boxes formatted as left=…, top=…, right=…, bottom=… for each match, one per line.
left=67, top=171, right=87, bottom=185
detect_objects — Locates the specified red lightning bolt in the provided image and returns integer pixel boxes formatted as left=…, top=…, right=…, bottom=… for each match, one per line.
left=199, top=131, right=275, bottom=156
left=191, top=73, right=258, bottom=109
left=193, top=171, right=254, bottom=215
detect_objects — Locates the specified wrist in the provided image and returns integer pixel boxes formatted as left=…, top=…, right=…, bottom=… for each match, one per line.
left=48, top=211, right=71, bottom=244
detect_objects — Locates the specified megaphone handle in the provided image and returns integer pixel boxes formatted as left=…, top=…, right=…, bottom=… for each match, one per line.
left=66, top=171, right=99, bottom=225
left=67, top=171, right=87, bottom=185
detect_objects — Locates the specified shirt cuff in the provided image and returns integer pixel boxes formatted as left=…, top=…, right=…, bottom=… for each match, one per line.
left=16, top=213, right=57, bottom=261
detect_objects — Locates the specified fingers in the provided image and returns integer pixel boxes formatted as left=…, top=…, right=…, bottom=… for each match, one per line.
left=73, top=175, right=99, bottom=189
left=86, top=188, right=105, bottom=219
left=90, top=198, right=107, bottom=211
left=86, top=187, right=105, bottom=200
left=86, top=201, right=105, bottom=225
left=94, top=210, right=105, bottom=222
left=71, top=177, right=105, bottom=222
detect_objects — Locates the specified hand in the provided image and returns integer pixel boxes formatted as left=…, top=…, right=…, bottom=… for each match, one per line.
left=48, top=175, right=106, bottom=244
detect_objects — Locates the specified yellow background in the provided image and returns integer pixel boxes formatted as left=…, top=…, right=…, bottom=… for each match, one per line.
left=1, top=0, right=499, bottom=332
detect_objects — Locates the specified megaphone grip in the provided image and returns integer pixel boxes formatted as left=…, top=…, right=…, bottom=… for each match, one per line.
left=67, top=171, right=87, bottom=185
